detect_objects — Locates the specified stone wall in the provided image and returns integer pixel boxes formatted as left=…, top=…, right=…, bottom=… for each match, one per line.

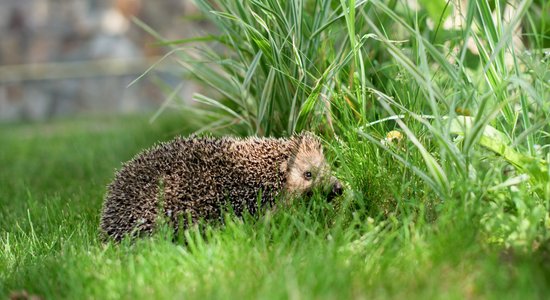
left=0, top=0, right=202, bottom=121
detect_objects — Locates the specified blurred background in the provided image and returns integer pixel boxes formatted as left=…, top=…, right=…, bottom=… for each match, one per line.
left=0, top=0, right=203, bottom=122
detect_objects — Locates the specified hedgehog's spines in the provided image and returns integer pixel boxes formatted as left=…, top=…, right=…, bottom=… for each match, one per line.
left=100, top=133, right=333, bottom=241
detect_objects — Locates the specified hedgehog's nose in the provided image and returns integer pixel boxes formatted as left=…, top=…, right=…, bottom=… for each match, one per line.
left=332, top=181, right=343, bottom=196
left=328, top=179, right=343, bottom=202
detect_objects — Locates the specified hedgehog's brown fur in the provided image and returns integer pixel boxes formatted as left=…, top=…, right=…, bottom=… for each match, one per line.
left=100, top=132, right=342, bottom=241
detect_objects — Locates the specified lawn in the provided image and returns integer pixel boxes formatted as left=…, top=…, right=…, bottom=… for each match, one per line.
left=0, top=114, right=548, bottom=299
left=2, top=0, right=550, bottom=298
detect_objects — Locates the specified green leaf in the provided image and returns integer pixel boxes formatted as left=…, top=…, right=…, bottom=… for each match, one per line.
left=449, top=116, right=549, bottom=197
left=418, top=0, right=451, bottom=23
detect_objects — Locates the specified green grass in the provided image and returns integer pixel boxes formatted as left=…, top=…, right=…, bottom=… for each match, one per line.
left=154, top=0, right=550, bottom=246
left=2, top=0, right=550, bottom=298
left=1, top=114, right=549, bottom=299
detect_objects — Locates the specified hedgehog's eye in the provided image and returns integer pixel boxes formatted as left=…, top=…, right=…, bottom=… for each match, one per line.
left=304, top=171, right=312, bottom=180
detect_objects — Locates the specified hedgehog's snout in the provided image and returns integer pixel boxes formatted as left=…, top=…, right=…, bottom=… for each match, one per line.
left=328, top=177, right=343, bottom=201
left=332, top=180, right=343, bottom=196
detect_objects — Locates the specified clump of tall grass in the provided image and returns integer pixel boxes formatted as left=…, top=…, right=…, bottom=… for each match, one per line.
left=149, top=0, right=549, bottom=249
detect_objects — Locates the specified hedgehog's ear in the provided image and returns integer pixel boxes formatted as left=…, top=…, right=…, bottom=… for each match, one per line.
left=293, top=131, right=318, bottom=143
left=298, top=131, right=314, bottom=138
left=295, top=131, right=322, bottom=151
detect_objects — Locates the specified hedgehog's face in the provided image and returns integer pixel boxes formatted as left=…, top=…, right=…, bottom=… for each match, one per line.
left=283, top=133, right=343, bottom=200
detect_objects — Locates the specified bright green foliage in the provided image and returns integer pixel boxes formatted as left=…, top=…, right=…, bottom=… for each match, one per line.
left=417, top=0, right=451, bottom=24
left=159, top=0, right=550, bottom=249
left=1, top=115, right=549, bottom=299
left=2, top=0, right=550, bottom=298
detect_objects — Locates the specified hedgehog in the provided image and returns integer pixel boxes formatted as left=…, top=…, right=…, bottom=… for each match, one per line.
left=100, top=132, right=343, bottom=241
